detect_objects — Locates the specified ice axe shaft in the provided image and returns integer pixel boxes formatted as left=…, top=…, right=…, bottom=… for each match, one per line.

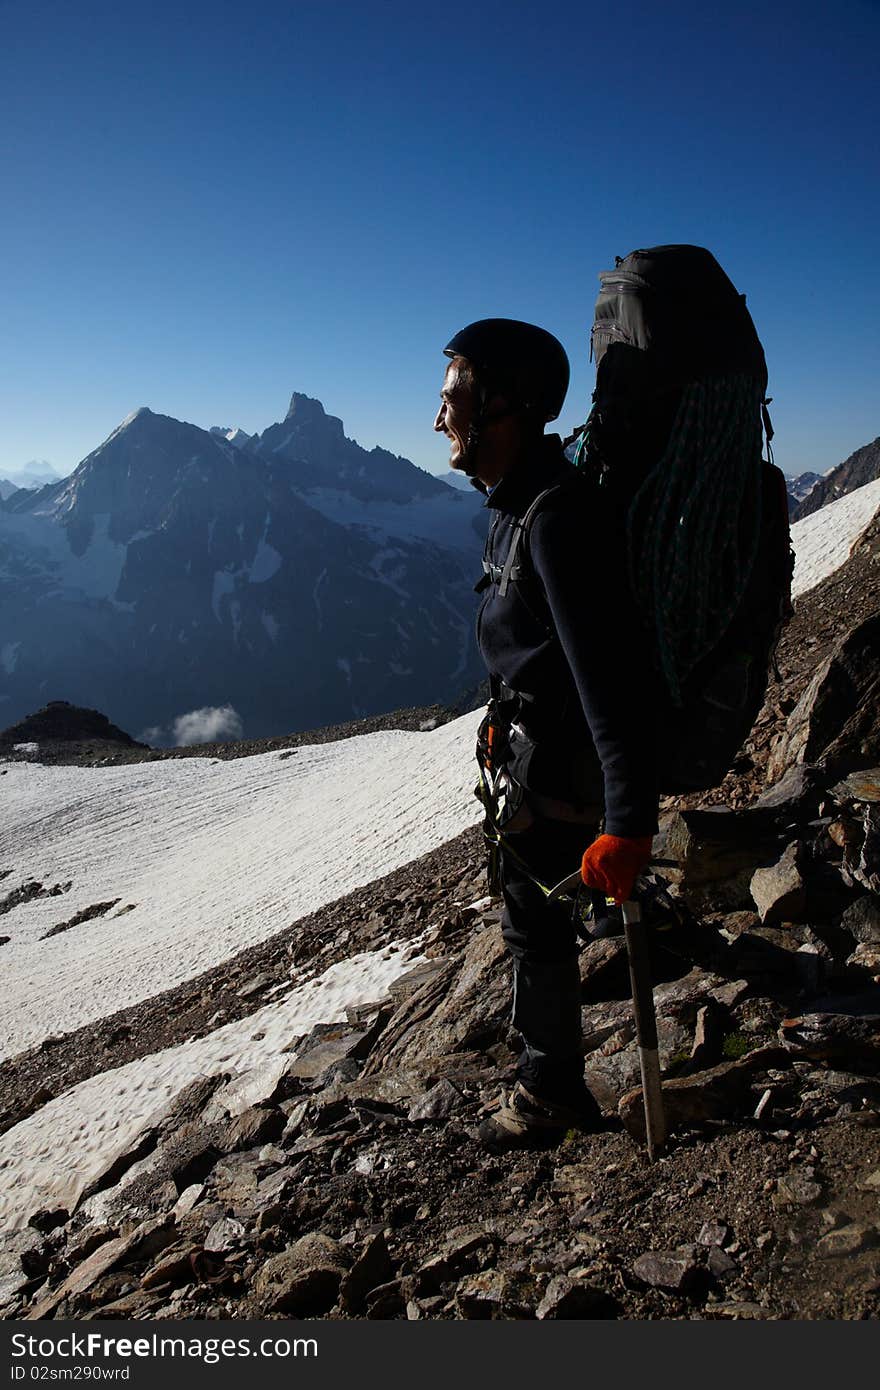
left=621, top=897, right=666, bottom=1161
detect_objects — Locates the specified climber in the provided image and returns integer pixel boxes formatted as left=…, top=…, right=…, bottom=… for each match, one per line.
left=434, top=318, right=659, bottom=1147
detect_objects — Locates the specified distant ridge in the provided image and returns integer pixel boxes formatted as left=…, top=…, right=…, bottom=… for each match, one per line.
left=0, top=700, right=144, bottom=748
left=793, top=435, right=880, bottom=520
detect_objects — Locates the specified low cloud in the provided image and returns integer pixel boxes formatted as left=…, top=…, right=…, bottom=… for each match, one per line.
left=138, top=705, right=244, bottom=747
left=172, top=705, right=243, bottom=746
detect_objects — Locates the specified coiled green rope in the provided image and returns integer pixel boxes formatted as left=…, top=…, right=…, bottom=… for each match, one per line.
left=625, top=373, right=764, bottom=705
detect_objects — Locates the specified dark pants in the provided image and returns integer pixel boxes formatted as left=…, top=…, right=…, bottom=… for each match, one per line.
left=498, top=805, right=600, bottom=1104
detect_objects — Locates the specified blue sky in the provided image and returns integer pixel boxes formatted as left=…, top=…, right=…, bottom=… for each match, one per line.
left=2, top=0, right=878, bottom=479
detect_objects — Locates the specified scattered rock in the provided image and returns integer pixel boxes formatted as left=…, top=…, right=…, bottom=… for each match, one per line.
left=632, top=1248, right=704, bottom=1294
left=203, top=1059, right=293, bottom=1121
left=387, top=960, right=449, bottom=1003
left=830, top=768, right=880, bottom=803
left=41, top=900, right=121, bottom=940
left=24, top=1216, right=174, bottom=1321
left=848, top=943, right=880, bottom=977
left=618, top=1045, right=792, bottom=1141
left=816, top=1224, right=878, bottom=1258
left=767, top=611, right=880, bottom=780
left=697, top=1221, right=731, bottom=1248
left=141, top=1245, right=201, bottom=1290
left=254, top=1233, right=350, bottom=1315
left=364, top=1278, right=408, bottom=1319
left=779, top=1010, right=880, bottom=1067
left=407, top=1078, right=462, bottom=1122
left=773, top=1172, right=824, bottom=1207
left=711, top=1301, right=773, bottom=1319
left=536, top=1276, right=618, bottom=1319
left=364, top=928, right=508, bottom=1074
left=551, top=1165, right=594, bottom=1203
left=687, top=1003, right=725, bottom=1071
left=173, top=1184, right=204, bottom=1217
left=707, top=1246, right=739, bottom=1281
left=220, top=1106, right=285, bottom=1153
left=750, top=843, right=807, bottom=924
left=664, top=808, right=778, bottom=912
left=418, top=1225, right=497, bottom=1287
left=236, top=972, right=275, bottom=999
left=455, top=1269, right=523, bottom=1318
left=285, top=1024, right=372, bottom=1081
left=204, top=1218, right=245, bottom=1254
left=339, top=1231, right=394, bottom=1314
left=578, top=937, right=629, bottom=992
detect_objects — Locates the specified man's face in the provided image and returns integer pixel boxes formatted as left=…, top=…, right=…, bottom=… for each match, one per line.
left=433, top=358, right=475, bottom=469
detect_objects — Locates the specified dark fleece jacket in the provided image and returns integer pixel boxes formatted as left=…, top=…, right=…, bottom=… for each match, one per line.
left=475, top=434, right=659, bottom=838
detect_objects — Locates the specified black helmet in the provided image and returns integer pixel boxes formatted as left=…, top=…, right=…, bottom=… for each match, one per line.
left=443, top=318, right=570, bottom=422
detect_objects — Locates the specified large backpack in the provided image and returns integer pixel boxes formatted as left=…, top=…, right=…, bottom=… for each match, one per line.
left=506, top=245, right=793, bottom=794
left=588, top=245, right=794, bottom=792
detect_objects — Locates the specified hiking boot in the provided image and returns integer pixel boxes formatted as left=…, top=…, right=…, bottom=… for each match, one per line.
left=477, top=1081, right=605, bottom=1150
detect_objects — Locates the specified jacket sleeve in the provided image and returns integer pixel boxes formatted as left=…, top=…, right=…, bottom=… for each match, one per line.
left=528, top=502, right=659, bottom=837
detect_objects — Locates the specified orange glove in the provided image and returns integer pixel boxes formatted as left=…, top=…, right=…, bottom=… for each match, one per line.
left=581, top=834, right=653, bottom=905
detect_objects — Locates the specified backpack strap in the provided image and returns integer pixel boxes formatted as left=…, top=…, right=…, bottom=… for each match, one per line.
left=496, top=484, right=564, bottom=596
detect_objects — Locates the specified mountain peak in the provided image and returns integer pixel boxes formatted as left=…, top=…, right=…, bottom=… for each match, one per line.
left=284, top=392, right=344, bottom=437
left=210, top=425, right=252, bottom=450
left=285, top=392, right=325, bottom=422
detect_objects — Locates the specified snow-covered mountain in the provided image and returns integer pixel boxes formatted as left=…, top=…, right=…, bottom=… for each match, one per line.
left=440, top=469, right=477, bottom=493
left=258, top=393, right=486, bottom=551
left=785, top=469, right=823, bottom=515
left=785, top=470, right=824, bottom=497
left=792, top=435, right=880, bottom=520
left=2, top=459, right=62, bottom=489
left=210, top=425, right=254, bottom=450
left=0, top=398, right=487, bottom=738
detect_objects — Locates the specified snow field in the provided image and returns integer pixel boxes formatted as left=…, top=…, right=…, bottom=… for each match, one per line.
left=790, top=476, right=880, bottom=597
left=0, top=941, right=425, bottom=1230
left=0, top=711, right=484, bottom=1060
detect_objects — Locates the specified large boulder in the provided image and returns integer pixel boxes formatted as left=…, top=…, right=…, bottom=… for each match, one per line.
left=254, top=1233, right=350, bottom=1316
left=663, top=809, right=779, bottom=913
left=617, top=1044, right=792, bottom=1141
left=767, top=611, right=880, bottom=783
left=750, top=842, right=807, bottom=923
left=362, top=925, right=507, bottom=1074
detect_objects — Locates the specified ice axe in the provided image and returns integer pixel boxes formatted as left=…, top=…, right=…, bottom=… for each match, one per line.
left=548, top=867, right=667, bottom=1161
left=620, top=891, right=666, bottom=1161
